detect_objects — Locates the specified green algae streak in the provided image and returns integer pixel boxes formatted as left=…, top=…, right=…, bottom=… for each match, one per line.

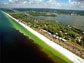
left=3, top=11, right=72, bottom=63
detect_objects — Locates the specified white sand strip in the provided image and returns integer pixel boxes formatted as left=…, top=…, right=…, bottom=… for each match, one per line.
left=4, top=12, right=84, bottom=63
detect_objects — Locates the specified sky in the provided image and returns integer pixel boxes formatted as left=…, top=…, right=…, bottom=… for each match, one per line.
left=0, top=0, right=84, bottom=10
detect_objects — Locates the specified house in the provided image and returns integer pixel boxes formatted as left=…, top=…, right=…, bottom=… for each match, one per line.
left=56, top=33, right=58, bottom=35
left=53, top=35, right=56, bottom=38
left=59, top=31, right=62, bottom=32
left=42, top=29, right=51, bottom=35
left=62, top=39, right=67, bottom=42
left=42, top=30, right=47, bottom=33
left=47, top=32, right=51, bottom=35
left=64, top=33, right=68, bottom=35
left=56, top=36, right=59, bottom=39
left=83, top=32, right=84, bottom=34
left=58, top=37, right=62, bottom=40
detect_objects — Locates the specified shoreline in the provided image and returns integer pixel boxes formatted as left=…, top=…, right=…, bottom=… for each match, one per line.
left=4, top=11, right=84, bottom=63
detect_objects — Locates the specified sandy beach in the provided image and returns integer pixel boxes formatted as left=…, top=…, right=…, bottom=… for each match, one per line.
left=5, top=12, right=84, bottom=63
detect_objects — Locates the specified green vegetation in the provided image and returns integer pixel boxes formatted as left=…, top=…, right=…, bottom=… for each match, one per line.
left=12, top=8, right=84, bottom=16
left=4, top=11, right=72, bottom=63
left=7, top=12, right=84, bottom=47
left=27, top=11, right=56, bottom=17
left=2, top=8, right=84, bottom=16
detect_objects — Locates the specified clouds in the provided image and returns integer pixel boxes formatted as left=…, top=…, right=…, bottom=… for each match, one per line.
left=9, top=0, right=28, bottom=4
left=68, top=0, right=71, bottom=4
left=9, top=0, right=13, bottom=3
left=64, top=0, right=84, bottom=10
left=0, top=0, right=61, bottom=8
left=77, top=0, right=84, bottom=2
left=0, top=0, right=84, bottom=10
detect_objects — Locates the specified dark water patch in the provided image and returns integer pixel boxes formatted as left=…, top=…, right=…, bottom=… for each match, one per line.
left=0, top=11, right=55, bottom=63
left=0, top=26, right=54, bottom=63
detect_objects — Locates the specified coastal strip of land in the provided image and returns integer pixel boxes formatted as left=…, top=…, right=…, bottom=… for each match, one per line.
left=4, top=11, right=84, bottom=63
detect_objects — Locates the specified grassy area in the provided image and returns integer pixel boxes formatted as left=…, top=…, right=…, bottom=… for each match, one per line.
left=28, top=11, right=56, bottom=17
left=4, top=12, right=72, bottom=63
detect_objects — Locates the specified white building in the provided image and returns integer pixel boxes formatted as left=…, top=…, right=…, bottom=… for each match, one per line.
left=53, top=35, right=56, bottom=38
left=62, top=39, right=67, bottom=42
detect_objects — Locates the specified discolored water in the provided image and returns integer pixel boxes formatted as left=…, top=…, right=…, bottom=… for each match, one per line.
left=0, top=11, right=54, bottom=63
